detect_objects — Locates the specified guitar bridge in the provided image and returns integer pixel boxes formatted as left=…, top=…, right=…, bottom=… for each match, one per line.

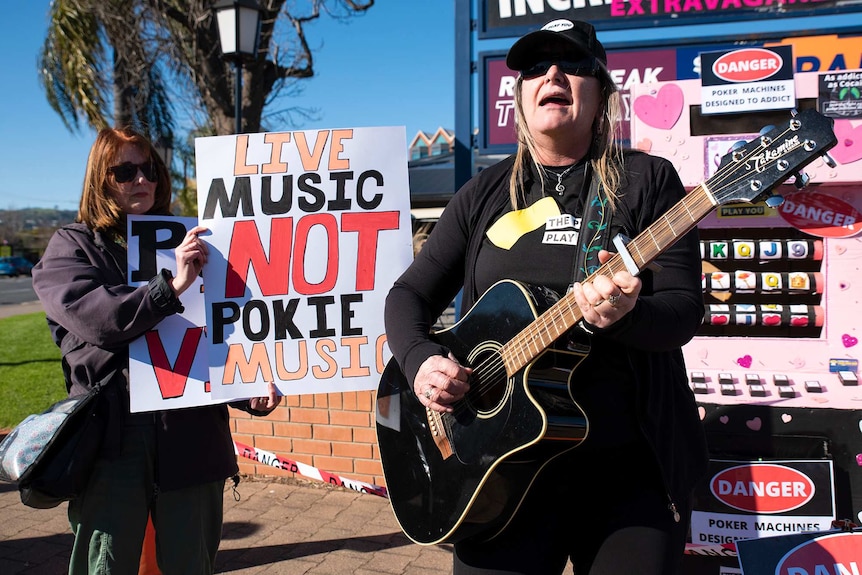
left=426, top=407, right=454, bottom=459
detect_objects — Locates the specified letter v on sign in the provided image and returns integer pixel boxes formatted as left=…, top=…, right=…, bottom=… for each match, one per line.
left=145, top=327, right=206, bottom=398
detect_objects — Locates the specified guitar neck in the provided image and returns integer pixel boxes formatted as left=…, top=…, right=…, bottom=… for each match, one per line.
left=500, top=183, right=716, bottom=376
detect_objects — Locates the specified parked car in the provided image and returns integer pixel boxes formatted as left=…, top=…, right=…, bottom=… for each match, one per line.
left=0, top=256, right=34, bottom=276
left=0, top=259, right=17, bottom=277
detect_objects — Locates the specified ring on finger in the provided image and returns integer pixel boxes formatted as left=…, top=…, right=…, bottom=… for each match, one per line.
left=607, top=293, right=621, bottom=307
left=424, top=388, right=433, bottom=400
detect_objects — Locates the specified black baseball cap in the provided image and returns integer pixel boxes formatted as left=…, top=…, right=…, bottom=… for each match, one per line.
left=506, top=19, right=614, bottom=88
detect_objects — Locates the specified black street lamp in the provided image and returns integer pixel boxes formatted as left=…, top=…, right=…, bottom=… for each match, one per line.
left=214, top=0, right=262, bottom=134
left=153, top=134, right=173, bottom=171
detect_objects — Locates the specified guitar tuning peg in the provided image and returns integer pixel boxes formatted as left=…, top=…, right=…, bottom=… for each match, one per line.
left=765, top=194, right=785, bottom=208
left=793, top=172, right=810, bottom=189
left=822, top=151, right=837, bottom=168
left=729, top=140, right=748, bottom=160
left=759, top=125, right=776, bottom=136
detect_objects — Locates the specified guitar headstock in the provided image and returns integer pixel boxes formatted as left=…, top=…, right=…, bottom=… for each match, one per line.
left=708, top=109, right=838, bottom=206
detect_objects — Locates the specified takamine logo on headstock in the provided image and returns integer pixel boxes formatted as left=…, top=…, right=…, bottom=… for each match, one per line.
left=750, top=133, right=801, bottom=173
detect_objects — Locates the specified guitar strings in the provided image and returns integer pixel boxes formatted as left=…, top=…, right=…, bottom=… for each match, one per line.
left=446, top=122, right=800, bottom=416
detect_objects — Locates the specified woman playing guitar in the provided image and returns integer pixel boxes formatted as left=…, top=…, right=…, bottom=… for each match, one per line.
left=383, top=18, right=709, bottom=575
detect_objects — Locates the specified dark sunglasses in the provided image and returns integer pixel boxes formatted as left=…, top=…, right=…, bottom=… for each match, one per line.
left=109, top=161, right=157, bottom=183
left=521, top=59, right=598, bottom=79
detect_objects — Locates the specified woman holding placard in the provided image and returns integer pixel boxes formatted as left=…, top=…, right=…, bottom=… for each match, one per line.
left=32, top=126, right=280, bottom=575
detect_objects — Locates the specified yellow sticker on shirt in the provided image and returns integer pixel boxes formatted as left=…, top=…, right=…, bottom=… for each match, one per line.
left=486, top=196, right=562, bottom=250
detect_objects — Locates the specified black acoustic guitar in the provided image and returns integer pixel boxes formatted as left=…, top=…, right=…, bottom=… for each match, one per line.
left=375, top=109, right=837, bottom=545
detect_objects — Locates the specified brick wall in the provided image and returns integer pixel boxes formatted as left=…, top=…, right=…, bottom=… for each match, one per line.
left=229, top=390, right=383, bottom=488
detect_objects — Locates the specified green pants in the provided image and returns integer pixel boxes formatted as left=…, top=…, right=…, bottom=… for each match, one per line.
left=68, top=423, right=225, bottom=575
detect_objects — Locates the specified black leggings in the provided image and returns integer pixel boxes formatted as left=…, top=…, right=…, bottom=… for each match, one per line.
left=453, top=446, right=691, bottom=575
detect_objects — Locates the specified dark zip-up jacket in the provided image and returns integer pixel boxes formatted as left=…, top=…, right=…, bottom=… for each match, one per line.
left=32, top=223, right=256, bottom=492
left=385, top=152, right=709, bottom=506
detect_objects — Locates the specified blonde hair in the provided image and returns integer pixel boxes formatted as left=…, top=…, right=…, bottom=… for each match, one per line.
left=77, top=127, right=172, bottom=235
left=508, top=73, right=623, bottom=210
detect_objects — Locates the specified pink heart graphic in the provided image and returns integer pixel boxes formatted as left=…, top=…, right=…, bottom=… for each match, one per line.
left=830, top=120, right=862, bottom=165
left=843, top=333, right=858, bottom=348
left=737, top=354, right=753, bottom=368
left=633, top=84, right=684, bottom=130
left=746, top=417, right=762, bottom=431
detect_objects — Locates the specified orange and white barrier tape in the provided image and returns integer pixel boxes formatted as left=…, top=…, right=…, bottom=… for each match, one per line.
left=233, top=440, right=389, bottom=498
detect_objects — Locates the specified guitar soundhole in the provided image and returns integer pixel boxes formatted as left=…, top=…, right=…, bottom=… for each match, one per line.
left=465, top=344, right=511, bottom=416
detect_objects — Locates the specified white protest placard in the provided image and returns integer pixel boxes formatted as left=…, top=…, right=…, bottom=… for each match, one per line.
left=195, top=126, right=413, bottom=401
left=128, top=215, right=225, bottom=412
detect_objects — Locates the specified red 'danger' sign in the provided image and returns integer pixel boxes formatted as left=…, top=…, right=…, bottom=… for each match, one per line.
left=778, top=191, right=862, bottom=238
left=737, top=530, right=862, bottom=575
left=776, top=532, right=862, bottom=575
left=712, top=48, right=784, bottom=83
left=710, top=463, right=815, bottom=513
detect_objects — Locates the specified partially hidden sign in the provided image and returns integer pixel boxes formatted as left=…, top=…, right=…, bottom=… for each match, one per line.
left=690, top=459, right=836, bottom=547
left=737, top=530, right=862, bottom=575
left=777, top=190, right=862, bottom=238
left=128, top=216, right=221, bottom=413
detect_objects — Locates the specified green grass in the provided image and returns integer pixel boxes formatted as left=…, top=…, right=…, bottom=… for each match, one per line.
left=0, top=312, right=66, bottom=429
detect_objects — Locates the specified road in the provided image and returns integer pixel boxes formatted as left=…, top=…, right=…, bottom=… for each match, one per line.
left=0, top=276, right=41, bottom=318
left=0, top=276, right=37, bottom=306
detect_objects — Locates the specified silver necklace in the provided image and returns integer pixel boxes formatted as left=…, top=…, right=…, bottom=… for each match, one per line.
left=544, top=163, right=578, bottom=194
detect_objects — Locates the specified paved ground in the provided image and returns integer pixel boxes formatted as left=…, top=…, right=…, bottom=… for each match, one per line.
left=0, top=476, right=454, bottom=574
left=0, top=301, right=43, bottom=319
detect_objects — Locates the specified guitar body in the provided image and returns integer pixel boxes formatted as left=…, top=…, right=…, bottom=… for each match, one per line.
left=376, top=280, right=590, bottom=545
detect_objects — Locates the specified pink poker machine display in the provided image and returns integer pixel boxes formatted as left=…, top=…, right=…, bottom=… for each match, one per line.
left=630, top=62, right=862, bottom=574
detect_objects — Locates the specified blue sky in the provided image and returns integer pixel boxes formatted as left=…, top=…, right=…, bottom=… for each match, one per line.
left=1, top=2, right=855, bottom=211
left=0, top=2, right=457, bottom=210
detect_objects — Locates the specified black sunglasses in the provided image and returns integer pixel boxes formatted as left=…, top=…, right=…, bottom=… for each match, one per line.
left=109, top=161, right=157, bottom=183
left=521, top=59, right=598, bottom=79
